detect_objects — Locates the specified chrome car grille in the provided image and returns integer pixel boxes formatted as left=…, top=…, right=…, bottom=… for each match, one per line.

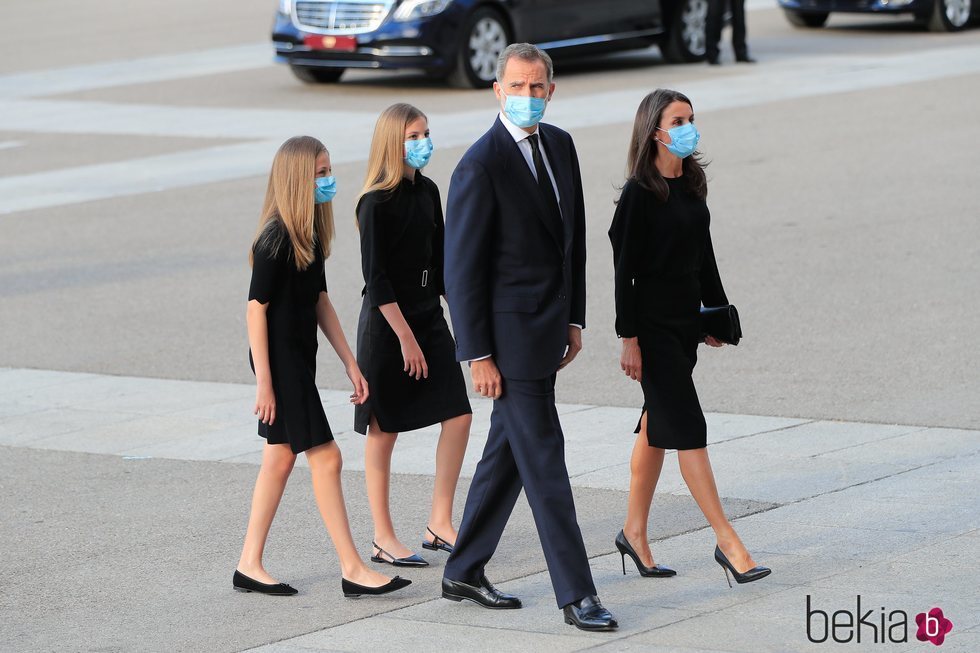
left=294, top=1, right=392, bottom=34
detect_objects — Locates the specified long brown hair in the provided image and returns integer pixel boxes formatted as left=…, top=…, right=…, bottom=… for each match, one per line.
left=625, top=89, right=708, bottom=202
left=250, top=136, right=335, bottom=270
left=356, top=103, right=427, bottom=223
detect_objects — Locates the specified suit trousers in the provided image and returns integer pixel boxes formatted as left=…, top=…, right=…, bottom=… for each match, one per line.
left=444, top=374, right=597, bottom=608
left=706, top=0, right=749, bottom=60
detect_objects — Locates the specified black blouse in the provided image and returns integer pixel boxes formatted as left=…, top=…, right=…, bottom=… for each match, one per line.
left=356, top=171, right=446, bottom=308
left=248, top=219, right=327, bottom=354
left=609, top=177, right=728, bottom=338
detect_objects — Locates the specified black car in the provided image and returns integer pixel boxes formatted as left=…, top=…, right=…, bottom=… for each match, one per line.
left=272, top=0, right=711, bottom=87
left=778, top=0, right=977, bottom=31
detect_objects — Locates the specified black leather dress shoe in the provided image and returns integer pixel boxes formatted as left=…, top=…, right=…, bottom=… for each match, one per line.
left=735, top=55, right=757, bottom=63
left=442, top=575, right=522, bottom=609
left=707, top=56, right=721, bottom=65
left=563, top=595, right=618, bottom=631
left=233, top=570, right=298, bottom=595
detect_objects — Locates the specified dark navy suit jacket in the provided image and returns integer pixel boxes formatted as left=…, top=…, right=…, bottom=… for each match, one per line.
left=444, top=117, right=587, bottom=381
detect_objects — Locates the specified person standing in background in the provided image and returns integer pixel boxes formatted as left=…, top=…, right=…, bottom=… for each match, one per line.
left=706, top=0, right=756, bottom=65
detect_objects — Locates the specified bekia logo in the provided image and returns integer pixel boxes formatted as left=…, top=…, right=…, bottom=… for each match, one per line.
left=915, top=608, right=954, bottom=647
left=806, top=596, right=954, bottom=646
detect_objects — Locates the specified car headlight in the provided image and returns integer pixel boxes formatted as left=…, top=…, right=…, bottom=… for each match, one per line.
left=393, top=0, right=453, bottom=21
left=278, top=0, right=291, bottom=16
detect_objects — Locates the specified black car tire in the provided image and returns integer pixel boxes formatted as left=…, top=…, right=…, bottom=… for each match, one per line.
left=448, top=7, right=511, bottom=89
left=290, top=65, right=345, bottom=84
left=783, top=9, right=830, bottom=27
left=925, top=0, right=972, bottom=31
left=662, top=0, right=709, bottom=63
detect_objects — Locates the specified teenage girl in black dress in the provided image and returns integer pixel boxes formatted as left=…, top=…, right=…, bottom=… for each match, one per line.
left=609, top=90, right=770, bottom=586
left=235, top=136, right=410, bottom=598
left=354, top=105, right=472, bottom=567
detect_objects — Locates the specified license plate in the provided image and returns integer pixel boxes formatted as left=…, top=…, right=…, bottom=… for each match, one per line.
left=303, top=35, right=357, bottom=52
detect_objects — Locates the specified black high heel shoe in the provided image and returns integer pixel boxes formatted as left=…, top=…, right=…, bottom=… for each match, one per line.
left=233, top=570, right=298, bottom=595
left=714, top=545, right=771, bottom=587
left=342, top=576, right=412, bottom=598
left=614, top=530, right=676, bottom=577
left=421, top=526, right=454, bottom=554
left=370, top=541, right=429, bottom=567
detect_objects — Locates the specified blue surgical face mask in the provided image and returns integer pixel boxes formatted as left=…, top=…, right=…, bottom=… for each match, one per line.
left=502, top=92, right=548, bottom=129
left=656, top=123, right=700, bottom=159
left=314, top=175, right=336, bottom=204
left=404, top=137, right=433, bottom=169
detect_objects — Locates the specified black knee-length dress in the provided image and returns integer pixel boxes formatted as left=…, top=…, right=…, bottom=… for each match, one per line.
left=248, top=220, right=333, bottom=453
left=353, top=171, right=471, bottom=435
left=608, top=176, right=729, bottom=450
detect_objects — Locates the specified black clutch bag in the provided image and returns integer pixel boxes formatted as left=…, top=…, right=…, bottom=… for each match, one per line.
left=699, top=305, right=742, bottom=346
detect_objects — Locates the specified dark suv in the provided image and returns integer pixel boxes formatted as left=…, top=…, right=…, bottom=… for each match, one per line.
left=272, top=0, right=710, bottom=87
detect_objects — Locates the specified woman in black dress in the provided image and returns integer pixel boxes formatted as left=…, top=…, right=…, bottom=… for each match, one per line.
left=354, top=104, right=472, bottom=566
left=608, top=90, right=770, bottom=586
left=236, top=136, right=410, bottom=598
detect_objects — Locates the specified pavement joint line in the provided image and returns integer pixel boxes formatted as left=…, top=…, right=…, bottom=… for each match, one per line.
left=805, top=425, right=931, bottom=458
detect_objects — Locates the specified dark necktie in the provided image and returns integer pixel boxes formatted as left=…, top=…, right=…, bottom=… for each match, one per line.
left=527, top=133, right=562, bottom=226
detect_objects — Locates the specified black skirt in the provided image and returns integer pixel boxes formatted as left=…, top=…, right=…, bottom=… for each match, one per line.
left=633, top=274, right=707, bottom=450
left=354, top=295, right=471, bottom=435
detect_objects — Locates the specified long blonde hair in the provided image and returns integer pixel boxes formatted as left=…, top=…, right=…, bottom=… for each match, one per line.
left=356, top=103, right=427, bottom=222
left=250, top=135, right=335, bottom=270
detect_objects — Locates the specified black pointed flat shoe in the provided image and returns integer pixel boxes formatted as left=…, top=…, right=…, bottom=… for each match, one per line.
left=615, top=530, right=676, bottom=577
left=342, top=575, right=412, bottom=598
left=370, top=541, right=429, bottom=567
left=714, top=545, right=771, bottom=587
left=233, top=570, right=298, bottom=595
left=421, top=526, right=454, bottom=554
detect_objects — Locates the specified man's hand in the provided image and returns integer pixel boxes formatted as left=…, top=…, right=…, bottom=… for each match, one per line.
left=471, top=358, right=503, bottom=399
left=559, top=325, right=583, bottom=371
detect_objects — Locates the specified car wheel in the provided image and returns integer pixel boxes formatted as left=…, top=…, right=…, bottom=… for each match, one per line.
left=783, top=9, right=830, bottom=27
left=662, top=0, right=709, bottom=63
left=926, top=0, right=971, bottom=31
left=290, top=65, right=345, bottom=84
left=448, top=7, right=511, bottom=88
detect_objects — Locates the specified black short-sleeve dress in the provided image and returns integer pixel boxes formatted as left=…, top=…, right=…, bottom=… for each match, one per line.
left=353, top=172, right=472, bottom=435
left=608, top=176, right=729, bottom=450
left=248, top=219, right=333, bottom=453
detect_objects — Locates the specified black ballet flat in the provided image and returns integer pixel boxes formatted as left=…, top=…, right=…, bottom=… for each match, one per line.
left=615, top=530, right=677, bottom=577
left=421, top=526, right=454, bottom=554
left=342, top=575, right=412, bottom=598
left=714, top=545, right=771, bottom=587
left=370, top=541, right=429, bottom=567
left=233, top=570, right=298, bottom=595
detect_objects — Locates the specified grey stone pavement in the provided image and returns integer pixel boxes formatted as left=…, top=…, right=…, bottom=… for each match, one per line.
left=2, top=366, right=977, bottom=652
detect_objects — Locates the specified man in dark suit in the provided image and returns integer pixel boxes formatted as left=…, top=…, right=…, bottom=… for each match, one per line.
left=440, top=43, right=617, bottom=632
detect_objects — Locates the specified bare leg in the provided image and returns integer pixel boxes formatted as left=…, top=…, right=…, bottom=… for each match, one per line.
left=364, top=417, right=414, bottom=558
left=622, top=411, right=666, bottom=567
left=238, top=443, right=296, bottom=584
left=677, top=447, right=759, bottom=572
left=306, top=441, right=391, bottom=587
left=425, top=413, right=471, bottom=546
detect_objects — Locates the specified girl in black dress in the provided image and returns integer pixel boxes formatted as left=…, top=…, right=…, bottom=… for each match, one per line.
left=235, top=136, right=410, bottom=598
left=354, top=104, right=472, bottom=567
left=609, top=91, right=770, bottom=586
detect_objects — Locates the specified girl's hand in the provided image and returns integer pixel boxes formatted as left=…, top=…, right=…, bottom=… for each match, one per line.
left=347, top=364, right=370, bottom=405
left=705, top=336, right=725, bottom=348
left=400, top=335, right=429, bottom=380
left=620, top=337, right=642, bottom=382
left=255, top=381, right=276, bottom=425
